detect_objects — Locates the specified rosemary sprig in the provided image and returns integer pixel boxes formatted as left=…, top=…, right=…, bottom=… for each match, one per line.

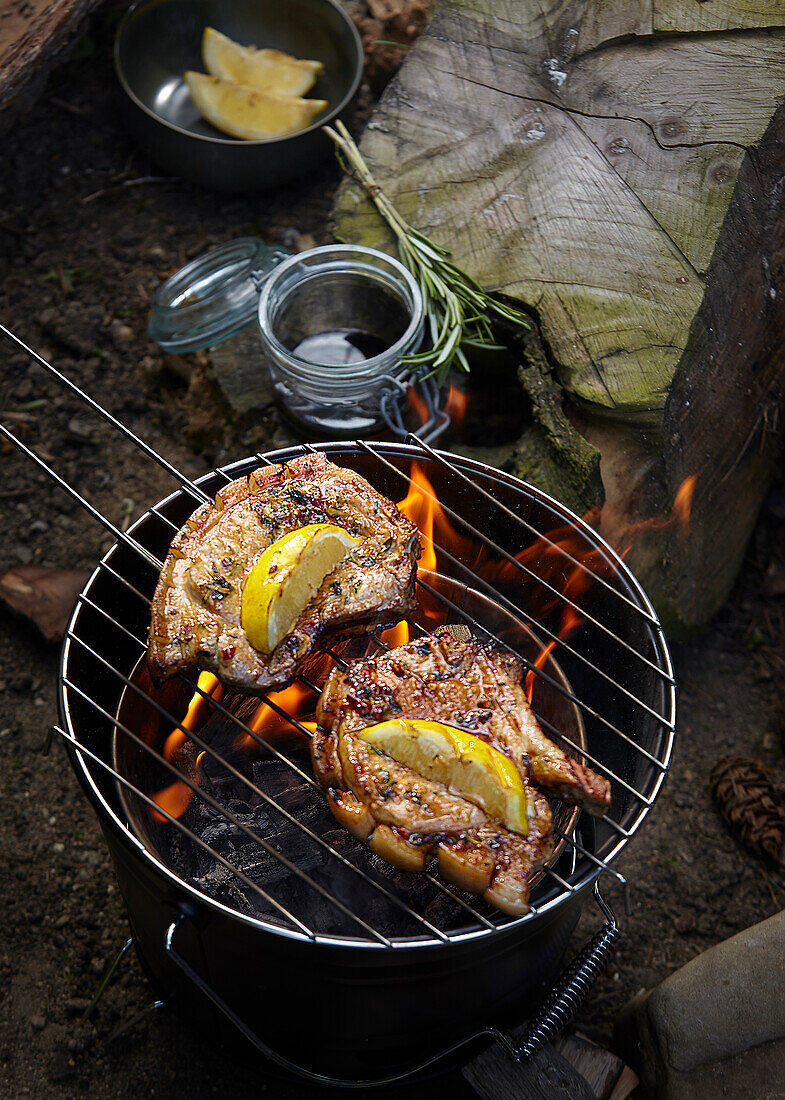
left=323, top=120, right=529, bottom=384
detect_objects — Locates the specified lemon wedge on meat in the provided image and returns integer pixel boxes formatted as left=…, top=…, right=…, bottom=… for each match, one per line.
left=358, top=719, right=532, bottom=835
left=184, top=72, right=327, bottom=140
left=202, top=28, right=323, bottom=96
left=241, top=524, right=358, bottom=654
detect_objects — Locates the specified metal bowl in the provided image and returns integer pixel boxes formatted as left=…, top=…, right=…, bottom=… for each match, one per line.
left=114, top=0, right=364, bottom=191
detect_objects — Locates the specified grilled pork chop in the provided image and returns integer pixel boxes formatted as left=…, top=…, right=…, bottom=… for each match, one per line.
left=312, top=628, right=611, bottom=914
left=318, top=628, right=611, bottom=815
left=311, top=724, right=554, bottom=914
left=148, top=453, right=420, bottom=693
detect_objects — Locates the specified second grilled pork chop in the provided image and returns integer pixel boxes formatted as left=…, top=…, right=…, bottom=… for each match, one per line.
left=148, top=453, right=419, bottom=693
left=318, top=627, right=611, bottom=815
left=312, top=628, right=610, bottom=914
left=311, top=723, right=554, bottom=914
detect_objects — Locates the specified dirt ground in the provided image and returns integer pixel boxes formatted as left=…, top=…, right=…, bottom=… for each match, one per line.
left=1, top=4, right=784, bottom=1097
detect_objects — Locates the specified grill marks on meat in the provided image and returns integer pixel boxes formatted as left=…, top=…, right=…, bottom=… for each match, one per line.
left=312, top=628, right=611, bottom=915
left=148, top=454, right=419, bottom=694
left=312, top=727, right=554, bottom=914
left=318, top=629, right=611, bottom=815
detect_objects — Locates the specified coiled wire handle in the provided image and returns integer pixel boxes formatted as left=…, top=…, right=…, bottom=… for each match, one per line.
left=513, top=881, right=620, bottom=1062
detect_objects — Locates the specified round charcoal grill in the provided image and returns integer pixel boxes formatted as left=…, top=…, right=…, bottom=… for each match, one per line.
left=50, top=437, right=675, bottom=1086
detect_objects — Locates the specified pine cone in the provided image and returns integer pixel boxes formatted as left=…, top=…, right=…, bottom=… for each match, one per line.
left=710, top=756, right=785, bottom=863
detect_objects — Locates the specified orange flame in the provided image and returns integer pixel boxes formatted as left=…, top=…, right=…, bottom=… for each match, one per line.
left=151, top=671, right=222, bottom=823
left=380, top=619, right=411, bottom=648
left=234, top=682, right=318, bottom=753
left=445, top=384, right=469, bottom=429
left=151, top=752, right=205, bottom=822
left=406, top=385, right=430, bottom=431
left=391, top=458, right=697, bottom=699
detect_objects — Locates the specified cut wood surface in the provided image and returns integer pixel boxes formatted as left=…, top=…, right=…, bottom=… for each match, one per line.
left=333, top=0, right=785, bottom=632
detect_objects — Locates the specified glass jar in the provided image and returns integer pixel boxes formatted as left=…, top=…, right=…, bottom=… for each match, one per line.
left=147, top=239, right=424, bottom=438
left=257, top=245, right=424, bottom=436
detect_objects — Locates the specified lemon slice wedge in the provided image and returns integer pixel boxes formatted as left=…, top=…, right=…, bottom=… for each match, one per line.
left=184, top=71, right=327, bottom=139
left=202, top=28, right=323, bottom=96
left=241, top=524, right=358, bottom=654
left=358, top=719, right=532, bottom=835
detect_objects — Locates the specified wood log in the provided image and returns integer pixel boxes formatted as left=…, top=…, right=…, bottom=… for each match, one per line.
left=332, top=1, right=785, bottom=634
left=0, top=0, right=104, bottom=134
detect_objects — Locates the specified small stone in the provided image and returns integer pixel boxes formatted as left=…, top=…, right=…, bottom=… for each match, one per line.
left=111, top=320, right=134, bottom=345
left=617, top=909, right=785, bottom=1097
left=48, top=1047, right=76, bottom=1082
left=30, top=1015, right=46, bottom=1030
left=16, top=545, right=33, bottom=565
left=55, top=913, right=69, bottom=927
left=674, top=912, right=695, bottom=935
left=67, top=418, right=94, bottom=443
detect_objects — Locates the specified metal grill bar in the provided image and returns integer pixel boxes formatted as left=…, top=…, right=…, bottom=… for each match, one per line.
left=0, top=324, right=212, bottom=506
left=410, top=435, right=662, bottom=629
left=52, top=725, right=316, bottom=939
left=72, top=449, right=649, bottom=853
left=24, top=424, right=646, bottom=856
left=357, top=439, right=673, bottom=688
left=1, top=338, right=674, bottom=941
left=71, top=593, right=498, bottom=939
left=63, top=660, right=405, bottom=945
left=79, top=586, right=604, bottom=921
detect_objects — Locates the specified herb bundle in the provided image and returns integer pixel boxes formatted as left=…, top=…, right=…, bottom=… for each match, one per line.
left=323, top=120, right=529, bottom=384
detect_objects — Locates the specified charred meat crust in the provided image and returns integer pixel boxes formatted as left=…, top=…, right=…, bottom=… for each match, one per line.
left=312, top=626, right=611, bottom=916
left=312, top=730, right=554, bottom=914
left=318, top=627, right=611, bottom=815
left=147, top=453, right=420, bottom=694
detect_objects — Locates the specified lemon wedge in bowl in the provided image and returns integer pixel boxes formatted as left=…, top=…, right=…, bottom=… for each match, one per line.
left=184, top=72, right=328, bottom=140
left=358, top=719, right=533, bottom=835
left=202, top=28, right=324, bottom=97
left=241, top=524, right=358, bottom=654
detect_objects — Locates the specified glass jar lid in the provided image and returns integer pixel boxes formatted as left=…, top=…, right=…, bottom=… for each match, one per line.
left=147, top=237, right=289, bottom=353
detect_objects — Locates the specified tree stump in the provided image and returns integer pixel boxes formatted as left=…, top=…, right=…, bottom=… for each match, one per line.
left=332, top=0, right=785, bottom=635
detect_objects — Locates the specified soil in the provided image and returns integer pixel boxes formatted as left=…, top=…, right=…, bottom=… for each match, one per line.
left=1, top=4, right=784, bottom=1097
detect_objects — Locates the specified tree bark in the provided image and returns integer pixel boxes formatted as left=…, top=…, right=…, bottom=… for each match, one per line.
left=332, top=0, right=785, bottom=634
left=0, top=0, right=104, bottom=134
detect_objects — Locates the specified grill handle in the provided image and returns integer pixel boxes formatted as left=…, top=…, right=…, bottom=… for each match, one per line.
left=163, top=882, right=619, bottom=1087
left=513, top=882, right=620, bottom=1060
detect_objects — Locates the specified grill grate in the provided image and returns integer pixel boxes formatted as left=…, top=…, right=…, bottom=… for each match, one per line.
left=1, top=327, right=674, bottom=947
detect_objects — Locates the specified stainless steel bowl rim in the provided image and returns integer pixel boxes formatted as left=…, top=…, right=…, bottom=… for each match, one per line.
left=113, top=0, right=364, bottom=146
